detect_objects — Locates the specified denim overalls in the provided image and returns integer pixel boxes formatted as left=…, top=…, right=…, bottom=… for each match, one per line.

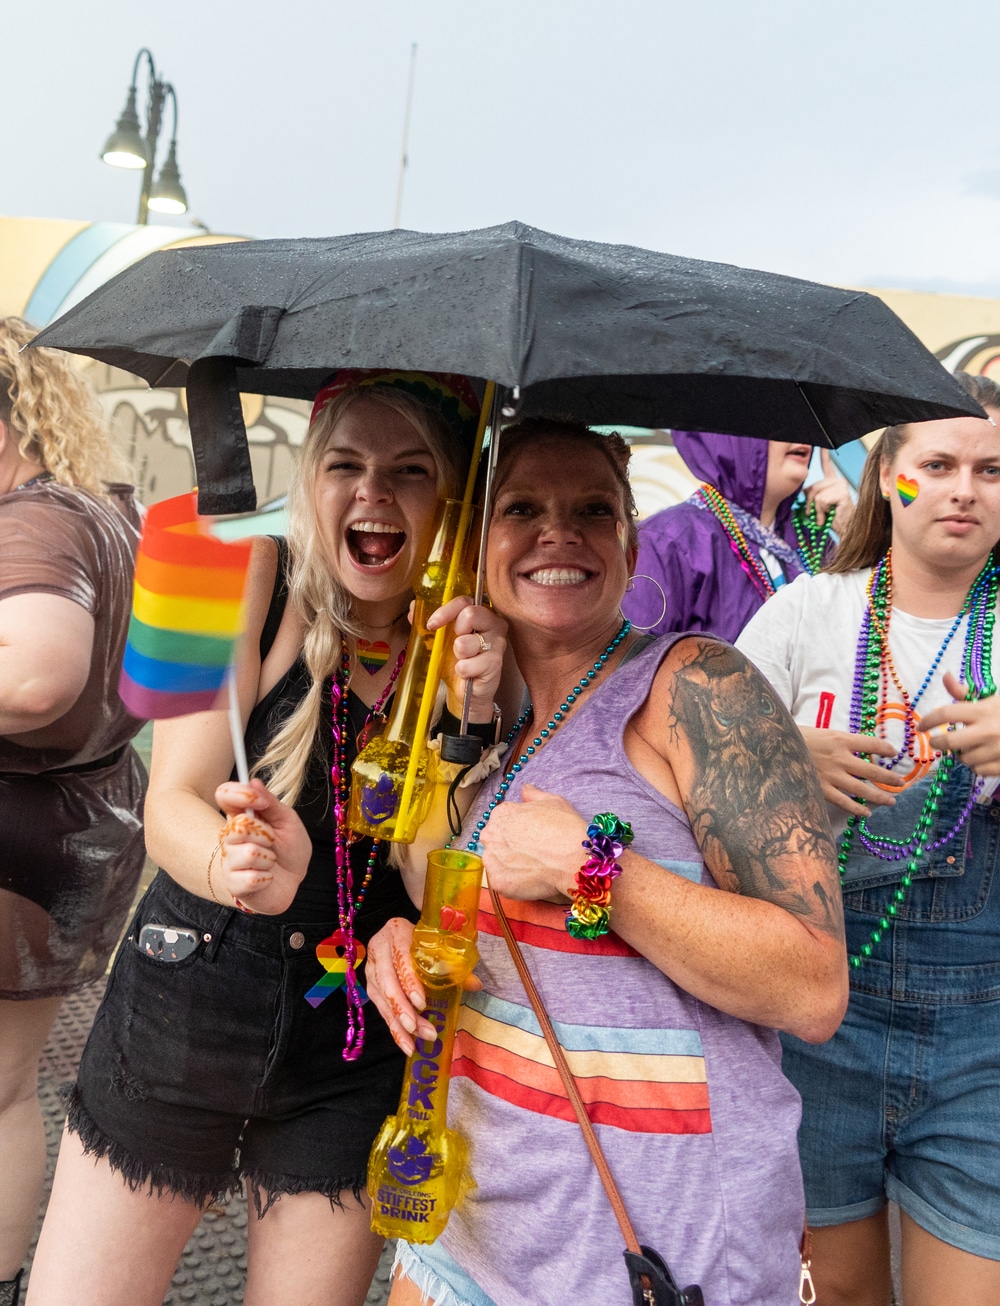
left=782, top=761, right=1000, bottom=1258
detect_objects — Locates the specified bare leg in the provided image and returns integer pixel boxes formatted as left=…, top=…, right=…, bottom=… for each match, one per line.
left=388, top=1264, right=432, bottom=1305
left=244, top=1188, right=384, bottom=1306
left=0, top=996, right=64, bottom=1279
left=807, top=1211, right=893, bottom=1306
left=899, top=1209, right=1000, bottom=1306
left=26, top=1125, right=204, bottom=1306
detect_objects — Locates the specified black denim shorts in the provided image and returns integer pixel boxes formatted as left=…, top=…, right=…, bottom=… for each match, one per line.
left=70, top=870, right=407, bottom=1213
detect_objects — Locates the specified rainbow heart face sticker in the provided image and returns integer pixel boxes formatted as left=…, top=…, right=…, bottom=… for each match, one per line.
left=896, top=475, right=919, bottom=507
left=357, top=638, right=390, bottom=674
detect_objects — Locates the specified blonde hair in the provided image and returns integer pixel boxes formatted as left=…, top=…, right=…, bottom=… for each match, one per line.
left=255, top=385, right=468, bottom=806
left=0, top=317, right=131, bottom=493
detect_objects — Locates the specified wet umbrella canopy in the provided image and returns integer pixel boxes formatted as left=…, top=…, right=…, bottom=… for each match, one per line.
left=32, top=221, right=982, bottom=513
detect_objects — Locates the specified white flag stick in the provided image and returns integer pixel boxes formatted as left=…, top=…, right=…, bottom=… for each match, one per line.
left=228, top=669, right=250, bottom=785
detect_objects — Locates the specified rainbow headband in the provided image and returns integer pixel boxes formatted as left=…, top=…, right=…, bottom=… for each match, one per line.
left=119, top=492, right=251, bottom=719
left=310, top=368, right=481, bottom=443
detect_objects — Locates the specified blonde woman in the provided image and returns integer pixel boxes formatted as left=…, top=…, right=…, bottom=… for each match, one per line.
left=29, top=371, right=507, bottom=1306
left=0, top=317, right=142, bottom=1306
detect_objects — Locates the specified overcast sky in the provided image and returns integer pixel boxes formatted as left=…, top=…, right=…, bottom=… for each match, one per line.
left=6, top=0, right=1000, bottom=296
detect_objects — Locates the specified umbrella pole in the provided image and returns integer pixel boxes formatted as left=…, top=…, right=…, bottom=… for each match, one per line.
left=794, top=382, right=836, bottom=449
left=458, top=383, right=507, bottom=734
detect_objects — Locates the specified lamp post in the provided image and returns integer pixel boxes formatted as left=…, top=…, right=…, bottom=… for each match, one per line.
left=100, top=48, right=188, bottom=225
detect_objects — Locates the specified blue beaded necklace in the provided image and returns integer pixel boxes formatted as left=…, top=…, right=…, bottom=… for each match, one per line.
left=458, top=619, right=632, bottom=853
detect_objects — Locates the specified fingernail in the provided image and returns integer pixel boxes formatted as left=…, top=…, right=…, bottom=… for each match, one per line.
left=400, top=1013, right=416, bottom=1034
left=408, top=990, right=426, bottom=1011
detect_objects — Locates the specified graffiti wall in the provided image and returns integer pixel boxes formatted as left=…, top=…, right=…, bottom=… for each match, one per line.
left=79, top=360, right=310, bottom=507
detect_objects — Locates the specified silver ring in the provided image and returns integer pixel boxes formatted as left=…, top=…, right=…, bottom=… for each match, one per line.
left=476, top=633, right=491, bottom=654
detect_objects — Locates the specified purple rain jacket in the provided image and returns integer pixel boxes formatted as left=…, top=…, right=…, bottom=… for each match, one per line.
left=622, top=431, right=804, bottom=643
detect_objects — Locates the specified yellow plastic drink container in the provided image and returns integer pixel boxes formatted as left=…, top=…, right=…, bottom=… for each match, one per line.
left=368, top=847, right=483, bottom=1241
left=349, top=498, right=474, bottom=843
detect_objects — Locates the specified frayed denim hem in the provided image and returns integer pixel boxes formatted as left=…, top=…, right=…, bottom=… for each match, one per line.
left=244, top=1167, right=367, bottom=1219
left=391, top=1241, right=496, bottom=1306
left=67, top=1087, right=369, bottom=1220
left=65, top=1085, right=239, bottom=1209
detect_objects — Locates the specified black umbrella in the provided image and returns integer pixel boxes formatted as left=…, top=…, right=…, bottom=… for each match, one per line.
left=32, top=222, right=981, bottom=513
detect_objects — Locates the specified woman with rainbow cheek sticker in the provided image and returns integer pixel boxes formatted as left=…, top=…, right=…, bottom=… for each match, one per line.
left=737, top=370, right=1000, bottom=1305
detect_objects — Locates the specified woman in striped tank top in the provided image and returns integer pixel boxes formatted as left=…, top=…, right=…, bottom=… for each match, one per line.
left=367, top=419, right=848, bottom=1306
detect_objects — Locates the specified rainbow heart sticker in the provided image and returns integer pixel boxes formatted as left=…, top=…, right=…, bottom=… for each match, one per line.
left=896, top=475, right=919, bottom=506
left=357, top=638, right=390, bottom=674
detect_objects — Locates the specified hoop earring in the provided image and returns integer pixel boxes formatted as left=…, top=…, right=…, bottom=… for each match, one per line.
left=625, top=574, right=667, bottom=632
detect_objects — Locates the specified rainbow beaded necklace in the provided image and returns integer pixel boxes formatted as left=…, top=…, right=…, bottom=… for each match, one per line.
left=697, top=483, right=776, bottom=599
left=459, top=620, right=632, bottom=854
left=840, top=552, right=997, bottom=968
left=698, top=483, right=835, bottom=600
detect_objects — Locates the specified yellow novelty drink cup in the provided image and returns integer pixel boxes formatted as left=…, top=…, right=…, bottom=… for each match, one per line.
left=349, top=498, right=474, bottom=843
left=368, top=848, right=483, bottom=1241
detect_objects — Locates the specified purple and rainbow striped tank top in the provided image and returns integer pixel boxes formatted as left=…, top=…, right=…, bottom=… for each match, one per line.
left=439, top=636, right=805, bottom=1305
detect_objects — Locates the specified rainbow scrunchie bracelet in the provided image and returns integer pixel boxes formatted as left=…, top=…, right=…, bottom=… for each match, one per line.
left=566, top=812, right=634, bottom=940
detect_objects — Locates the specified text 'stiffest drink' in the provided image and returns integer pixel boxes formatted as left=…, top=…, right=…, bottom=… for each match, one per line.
left=349, top=498, right=474, bottom=844
left=368, top=848, right=483, bottom=1241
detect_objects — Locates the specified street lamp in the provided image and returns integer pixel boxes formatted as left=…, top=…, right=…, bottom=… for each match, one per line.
left=100, top=48, right=189, bottom=225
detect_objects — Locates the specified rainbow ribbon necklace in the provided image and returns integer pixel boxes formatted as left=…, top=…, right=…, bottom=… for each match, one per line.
left=458, top=620, right=631, bottom=853
left=840, top=551, right=997, bottom=968
left=305, top=643, right=405, bottom=1060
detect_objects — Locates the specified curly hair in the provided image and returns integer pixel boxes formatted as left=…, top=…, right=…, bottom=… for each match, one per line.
left=253, top=384, right=468, bottom=807
left=0, top=317, right=131, bottom=493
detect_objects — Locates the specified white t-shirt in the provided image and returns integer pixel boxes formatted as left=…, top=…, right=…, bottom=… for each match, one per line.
left=736, top=570, right=999, bottom=824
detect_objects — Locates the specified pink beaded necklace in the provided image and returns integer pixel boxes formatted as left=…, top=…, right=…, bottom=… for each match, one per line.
left=305, top=641, right=405, bottom=1060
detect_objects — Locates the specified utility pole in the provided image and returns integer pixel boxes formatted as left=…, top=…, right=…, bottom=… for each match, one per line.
left=393, top=44, right=418, bottom=229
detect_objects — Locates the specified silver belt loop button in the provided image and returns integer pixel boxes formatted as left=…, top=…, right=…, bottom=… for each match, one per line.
left=289, top=931, right=306, bottom=951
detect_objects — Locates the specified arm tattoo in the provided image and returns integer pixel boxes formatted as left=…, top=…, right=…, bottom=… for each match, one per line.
left=667, top=640, right=844, bottom=942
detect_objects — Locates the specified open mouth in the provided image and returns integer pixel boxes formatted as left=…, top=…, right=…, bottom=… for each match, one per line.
left=786, top=445, right=811, bottom=462
left=347, top=520, right=406, bottom=568
left=524, top=567, right=591, bottom=586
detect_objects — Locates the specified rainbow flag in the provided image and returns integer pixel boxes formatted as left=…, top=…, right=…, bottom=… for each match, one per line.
left=119, top=492, right=252, bottom=719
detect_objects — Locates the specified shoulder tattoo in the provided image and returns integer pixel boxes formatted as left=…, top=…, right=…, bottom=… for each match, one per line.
left=666, top=639, right=843, bottom=941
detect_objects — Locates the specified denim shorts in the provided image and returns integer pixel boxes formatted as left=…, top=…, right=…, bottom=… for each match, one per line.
left=782, top=766, right=1000, bottom=1260
left=70, top=870, right=406, bottom=1212
left=393, top=1240, right=497, bottom=1306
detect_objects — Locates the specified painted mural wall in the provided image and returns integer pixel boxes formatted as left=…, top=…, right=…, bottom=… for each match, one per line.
left=1, top=215, right=310, bottom=511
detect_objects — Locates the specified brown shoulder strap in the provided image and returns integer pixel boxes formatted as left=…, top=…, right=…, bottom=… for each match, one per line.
left=488, top=886, right=642, bottom=1255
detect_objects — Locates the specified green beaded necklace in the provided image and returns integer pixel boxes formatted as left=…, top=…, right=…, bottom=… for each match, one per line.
left=839, top=554, right=998, bottom=968
left=791, top=500, right=835, bottom=576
